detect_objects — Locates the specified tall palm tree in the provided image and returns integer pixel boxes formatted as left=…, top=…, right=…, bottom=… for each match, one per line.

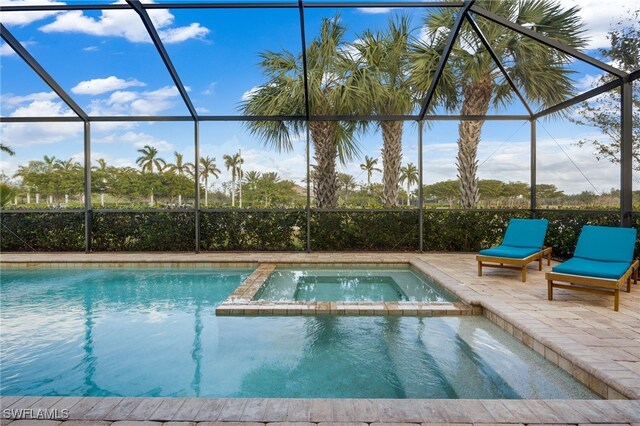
left=351, top=15, right=415, bottom=207
left=199, top=156, right=220, bottom=207
left=136, top=145, right=166, bottom=173
left=400, top=162, right=419, bottom=206
left=223, top=153, right=244, bottom=207
left=170, top=151, right=194, bottom=177
left=410, top=0, right=586, bottom=208
left=241, top=16, right=361, bottom=208
left=92, top=158, right=109, bottom=207
left=0, top=143, right=15, bottom=156
left=359, top=155, right=381, bottom=186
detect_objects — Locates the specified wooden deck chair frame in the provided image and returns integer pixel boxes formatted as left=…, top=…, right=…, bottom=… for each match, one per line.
left=477, top=247, right=552, bottom=283
left=547, top=259, right=639, bottom=311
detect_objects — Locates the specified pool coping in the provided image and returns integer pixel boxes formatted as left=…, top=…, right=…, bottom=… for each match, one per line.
left=1, top=396, right=639, bottom=424
left=215, top=263, right=476, bottom=317
left=1, top=253, right=638, bottom=406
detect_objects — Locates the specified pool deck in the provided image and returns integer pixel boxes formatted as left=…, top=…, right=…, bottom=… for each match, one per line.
left=1, top=252, right=639, bottom=425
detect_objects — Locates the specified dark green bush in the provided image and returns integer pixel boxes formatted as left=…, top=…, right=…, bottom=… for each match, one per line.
left=92, top=211, right=195, bottom=251
left=310, top=210, right=419, bottom=251
left=0, top=211, right=84, bottom=251
left=200, top=210, right=306, bottom=251
left=422, top=210, right=530, bottom=252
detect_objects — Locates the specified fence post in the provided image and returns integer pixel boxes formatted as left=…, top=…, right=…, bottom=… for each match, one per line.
left=530, top=118, right=536, bottom=219
left=84, top=121, right=92, bottom=253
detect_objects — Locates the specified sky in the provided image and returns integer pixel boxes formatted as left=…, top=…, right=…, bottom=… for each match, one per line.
left=0, top=0, right=637, bottom=195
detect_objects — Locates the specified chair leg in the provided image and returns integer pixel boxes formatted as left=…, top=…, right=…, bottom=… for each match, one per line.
left=538, top=255, right=543, bottom=271
left=627, top=277, right=631, bottom=293
left=614, top=289, right=619, bottom=312
left=547, top=280, right=553, bottom=300
left=478, top=261, right=482, bottom=277
left=547, top=250, right=552, bottom=266
left=521, top=266, right=526, bottom=282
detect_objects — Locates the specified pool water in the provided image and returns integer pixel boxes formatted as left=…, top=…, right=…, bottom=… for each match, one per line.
left=0, top=268, right=596, bottom=399
left=253, top=267, right=456, bottom=302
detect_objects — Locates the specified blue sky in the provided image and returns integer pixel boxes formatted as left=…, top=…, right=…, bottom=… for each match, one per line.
left=0, top=0, right=635, bottom=196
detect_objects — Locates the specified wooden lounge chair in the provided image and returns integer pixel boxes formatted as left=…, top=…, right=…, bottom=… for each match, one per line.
left=476, top=218, right=551, bottom=282
left=547, top=225, right=639, bottom=311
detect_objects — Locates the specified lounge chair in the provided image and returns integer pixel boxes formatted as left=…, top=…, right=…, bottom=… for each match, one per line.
left=546, top=225, right=639, bottom=311
left=476, top=218, right=551, bottom=282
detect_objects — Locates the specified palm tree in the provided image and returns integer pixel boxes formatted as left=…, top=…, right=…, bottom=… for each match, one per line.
left=0, top=143, right=15, bottom=156
left=92, top=158, right=109, bottom=207
left=170, top=151, right=194, bottom=177
left=241, top=16, right=361, bottom=208
left=54, top=158, right=81, bottom=172
left=337, top=172, right=356, bottom=202
left=243, top=171, right=261, bottom=190
left=223, top=153, right=244, bottom=207
left=136, top=145, right=166, bottom=173
left=261, top=172, right=280, bottom=183
left=400, top=162, right=419, bottom=206
left=43, top=155, right=57, bottom=173
left=410, top=0, right=586, bottom=208
left=359, top=155, right=381, bottom=187
left=199, top=156, right=220, bottom=207
left=351, top=15, right=415, bottom=207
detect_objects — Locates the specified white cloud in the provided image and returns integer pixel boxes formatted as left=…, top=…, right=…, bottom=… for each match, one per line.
left=39, top=5, right=209, bottom=44
left=0, top=42, right=15, bottom=56
left=71, top=76, right=146, bottom=95
left=94, top=131, right=174, bottom=153
left=1, top=91, right=59, bottom=107
left=203, top=82, right=217, bottom=96
left=87, top=85, right=180, bottom=116
left=241, top=86, right=261, bottom=102
left=0, top=0, right=63, bottom=26
left=557, top=0, right=630, bottom=49
left=357, top=7, right=392, bottom=14
left=0, top=98, right=83, bottom=155
left=82, top=46, right=98, bottom=52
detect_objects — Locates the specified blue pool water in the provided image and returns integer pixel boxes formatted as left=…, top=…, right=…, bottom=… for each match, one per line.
left=0, top=268, right=596, bottom=399
left=253, top=267, right=456, bottom=302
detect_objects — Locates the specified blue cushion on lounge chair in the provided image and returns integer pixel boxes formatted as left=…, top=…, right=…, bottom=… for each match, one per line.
left=479, top=246, right=540, bottom=259
left=573, top=225, right=637, bottom=263
left=552, top=257, right=631, bottom=280
left=502, top=218, right=549, bottom=249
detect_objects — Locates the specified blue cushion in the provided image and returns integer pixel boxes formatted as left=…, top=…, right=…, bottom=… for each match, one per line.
left=479, top=245, right=540, bottom=259
left=573, top=225, right=637, bottom=263
left=552, top=257, right=632, bottom=280
left=502, top=218, right=549, bottom=249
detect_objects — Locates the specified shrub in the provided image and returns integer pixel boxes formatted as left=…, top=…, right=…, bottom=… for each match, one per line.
left=200, top=210, right=306, bottom=251
left=92, top=211, right=195, bottom=251
left=0, top=211, right=84, bottom=251
left=310, top=210, right=419, bottom=251
left=422, top=210, right=530, bottom=252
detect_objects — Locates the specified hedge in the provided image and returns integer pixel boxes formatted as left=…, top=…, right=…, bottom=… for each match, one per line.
left=200, top=210, right=306, bottom=251
left=1, top=209, right=638, bottom=257
left=310, top=210, right=419, bottom=251
left=0, top=211, right=84, bottom=251
left=92, top=211, right=195, bottom=251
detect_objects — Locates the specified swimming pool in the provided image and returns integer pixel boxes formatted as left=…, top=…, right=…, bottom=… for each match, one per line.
left=0, top=267, right=596, bottom=399
left=253, top=266, right=456, bottom=302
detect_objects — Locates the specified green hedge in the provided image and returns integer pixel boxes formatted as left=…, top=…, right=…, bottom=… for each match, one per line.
left=200, top=210, right=305, bottom=251
left=1, top=209, right=638, bottom=256
left=310, top=210, right=419, bottom=251
left=422, top=210, right=530, bottom=252
left=92, top=211, right=195, bottom=251
left=0, top=211, right=84, bottom=251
